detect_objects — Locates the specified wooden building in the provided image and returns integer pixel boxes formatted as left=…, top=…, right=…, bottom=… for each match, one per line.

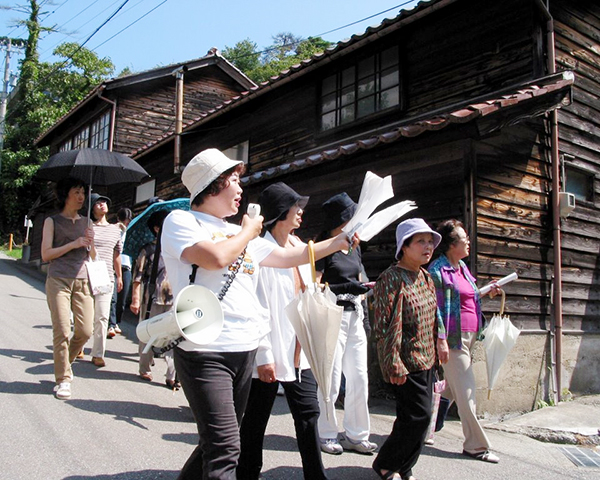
left=35, top=0, right=599, bottom=412
left=28, top=50, right=256, bottom=261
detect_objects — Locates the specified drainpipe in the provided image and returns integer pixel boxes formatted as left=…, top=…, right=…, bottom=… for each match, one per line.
left=534, top=0, right=563, bottom=403
left=172, top=66, right=187, bottom=174
left=97, top=87, right=117, bottom=151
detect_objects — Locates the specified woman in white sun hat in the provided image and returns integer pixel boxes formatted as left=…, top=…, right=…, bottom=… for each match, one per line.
left=161, top=148, right=358, bottom=480
left=372, top=218, right=449, bottom=480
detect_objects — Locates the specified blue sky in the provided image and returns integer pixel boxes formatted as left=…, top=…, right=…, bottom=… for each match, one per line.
left=0, top=0, right=419, bottom=78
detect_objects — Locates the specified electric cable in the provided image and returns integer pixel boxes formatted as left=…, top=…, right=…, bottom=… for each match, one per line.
left=91, top=0, right=167, bottom=51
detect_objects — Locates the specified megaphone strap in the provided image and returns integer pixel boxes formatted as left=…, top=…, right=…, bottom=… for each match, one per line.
left=156, top=247, right=247, bottom=355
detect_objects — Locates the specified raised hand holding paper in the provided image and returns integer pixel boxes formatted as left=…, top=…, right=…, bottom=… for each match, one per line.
left=479, top=272, right=518, bottom=296
left=342, top=171, right=417, bottom=243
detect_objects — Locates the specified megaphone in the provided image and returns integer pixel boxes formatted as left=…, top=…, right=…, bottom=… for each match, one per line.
left=136, top=285, right=224, bottom=353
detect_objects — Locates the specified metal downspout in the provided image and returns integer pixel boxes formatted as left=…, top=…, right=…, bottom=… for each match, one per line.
left=172, top=66, right=187, bottom=174
left=535, top=0, right=563, bottom=403
left=97, top=87, right=117, bottom=151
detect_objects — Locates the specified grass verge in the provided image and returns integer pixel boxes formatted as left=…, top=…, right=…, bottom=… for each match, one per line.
left=0, top=244, right=23, bottom=260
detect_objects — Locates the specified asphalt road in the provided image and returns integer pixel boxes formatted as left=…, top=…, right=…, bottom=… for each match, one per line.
left=0, top=253, right=596, bottom=479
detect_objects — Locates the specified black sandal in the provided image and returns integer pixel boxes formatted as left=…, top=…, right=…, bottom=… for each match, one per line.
left=166, top=379, right=181, bottom=390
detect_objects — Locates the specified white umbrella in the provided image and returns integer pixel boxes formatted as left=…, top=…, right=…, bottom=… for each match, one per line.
left=481, top=290, right=521, bottom=399
left=285, top=241, right=343, bottom=420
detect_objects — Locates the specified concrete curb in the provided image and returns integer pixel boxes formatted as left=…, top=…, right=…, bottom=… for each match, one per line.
left=0, top=252, right=47, bottom=283
left=486, top=423, right=600, bottom=446
left=486, top=395, right=600, bottom=446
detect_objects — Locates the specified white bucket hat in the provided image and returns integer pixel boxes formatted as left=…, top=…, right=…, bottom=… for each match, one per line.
left=395, top=218, right=441, bottom=259
left=182, top=149, right=243, bottom=203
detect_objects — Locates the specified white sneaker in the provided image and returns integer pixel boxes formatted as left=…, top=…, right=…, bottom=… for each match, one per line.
left=114, top=325, right=122, bottom=334
left=320, top=438, right=343, bottom=455
left=54, top=382, right=71, bottom=399
left=339, top=434, right=377, bottom=454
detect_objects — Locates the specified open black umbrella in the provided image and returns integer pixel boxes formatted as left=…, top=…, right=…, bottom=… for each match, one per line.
left=37, top=148, right=150, bottom=218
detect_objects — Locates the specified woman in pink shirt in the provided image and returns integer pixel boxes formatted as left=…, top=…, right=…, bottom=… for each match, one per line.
left=428, top=219, right=500, bottom=464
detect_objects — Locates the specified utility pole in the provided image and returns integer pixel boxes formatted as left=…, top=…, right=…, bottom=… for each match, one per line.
left=0, top=38, right=13, bottom=155
left=0, top=37, right=27, bottom=174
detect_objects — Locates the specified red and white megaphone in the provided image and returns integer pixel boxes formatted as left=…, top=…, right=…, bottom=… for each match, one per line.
left=136, top=285, right=223, bottom=353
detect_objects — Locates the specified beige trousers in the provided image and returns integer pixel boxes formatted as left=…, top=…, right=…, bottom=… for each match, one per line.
left=46, top=277, right=94, bottom=384
left=443, top=331, right=491, bottom=453
left=91, top=288, right=113, bottom=359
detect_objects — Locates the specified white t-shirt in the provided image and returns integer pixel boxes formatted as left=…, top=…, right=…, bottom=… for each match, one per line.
left=161, top=209, right=275, bottom=352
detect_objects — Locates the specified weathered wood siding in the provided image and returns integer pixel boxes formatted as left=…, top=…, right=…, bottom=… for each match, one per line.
left=474, top=120, right=555, bottom=330
left=404, top=0, right=540, bottom=116
left=553, top=0, right=600, bottom=332
left=114, top=67, right=247, bottom=155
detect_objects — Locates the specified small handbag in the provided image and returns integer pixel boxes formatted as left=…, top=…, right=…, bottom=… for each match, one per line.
left=85, top=257, right=113, bottom=296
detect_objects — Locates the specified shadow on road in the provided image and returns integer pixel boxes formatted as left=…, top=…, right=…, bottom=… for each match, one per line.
left=420, top=444, right=466, bottom=460
left=66, top=398, right=194, bottom=427
left=0, top=379, right=55, bottom=395
left=64, top=470, right=178, bottom=479
left=0, top=258, right=46, bottom=292
left=163, top=431, right=198, bottom=445
left=0, top=347, right=53, bottom=364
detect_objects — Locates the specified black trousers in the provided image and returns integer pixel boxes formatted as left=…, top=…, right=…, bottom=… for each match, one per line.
left=237, top=369, right=328, bottom=480
left=373, top=368, right=433, bottom=479
left=174, top=348, right=257, bottom=480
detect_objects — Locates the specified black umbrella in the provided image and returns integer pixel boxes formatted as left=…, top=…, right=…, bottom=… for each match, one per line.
left=37, top=148, right=150, bottom=218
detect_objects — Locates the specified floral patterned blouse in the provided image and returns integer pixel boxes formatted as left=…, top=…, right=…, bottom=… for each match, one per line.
left=373, top=264, right=438, bottom=382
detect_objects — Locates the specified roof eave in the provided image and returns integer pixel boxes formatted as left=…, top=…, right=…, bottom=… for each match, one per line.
left=239, top=71, right=574, bottom=187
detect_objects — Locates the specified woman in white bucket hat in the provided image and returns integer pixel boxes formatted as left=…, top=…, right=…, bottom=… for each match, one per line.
left=161, top=149, right=357, bottom=480
left=372, top=218, right=449, bottom=480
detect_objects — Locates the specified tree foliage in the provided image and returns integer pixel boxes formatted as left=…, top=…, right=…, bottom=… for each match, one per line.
left=0, top=1, right=115, bottom=240
left=223, top=33, right=333, bottom=84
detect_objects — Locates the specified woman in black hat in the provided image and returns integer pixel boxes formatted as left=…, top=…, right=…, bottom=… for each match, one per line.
left=316, top=192, right=378, bottom=456
left=238, top=182, right=328, bottom=480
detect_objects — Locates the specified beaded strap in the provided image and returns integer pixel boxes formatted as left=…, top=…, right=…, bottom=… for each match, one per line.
left=154, top=248, right=247, bottom=355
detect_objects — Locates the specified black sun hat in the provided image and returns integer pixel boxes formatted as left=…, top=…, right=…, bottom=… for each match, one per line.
left=322, top=192, right=357, bottom=230
left=258, top=182, right=309, bottom=226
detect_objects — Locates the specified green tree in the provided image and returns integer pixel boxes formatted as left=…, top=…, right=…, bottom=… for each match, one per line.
left=222, top=38, right=261, bottom=74
left=0, top=1, right=115, bottom=240
left=223, top=34, right=333, bottom=84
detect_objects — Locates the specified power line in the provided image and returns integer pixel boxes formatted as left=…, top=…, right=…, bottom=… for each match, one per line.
left=39, top=0, right=108, bottom=59
left=91, top=0, right=168, bottom=52
left=39, top=0, right=74, bottom=21
left=42, top=0, right=127, bottom=60
left=1, top=0, right=132, bottom=127
left=224, top=2, right=418, bottom=64
left=316, top=1, right=418, bottom=37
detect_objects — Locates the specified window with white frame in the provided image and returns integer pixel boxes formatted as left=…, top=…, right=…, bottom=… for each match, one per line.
left=320, top=45, right=401, bottom=131
left=72, top=128, right=89, bottom=149
left=59, top=139, right=71, bottom=152
left=60, top=110, right=111, bottom=151
left=89, top=112, right=110, bottom=149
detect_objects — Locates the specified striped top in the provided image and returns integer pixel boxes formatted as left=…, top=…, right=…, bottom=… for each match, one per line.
left=92, top=223, right=122, bottom=280
left=373, top=264, right=438, bottom=382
